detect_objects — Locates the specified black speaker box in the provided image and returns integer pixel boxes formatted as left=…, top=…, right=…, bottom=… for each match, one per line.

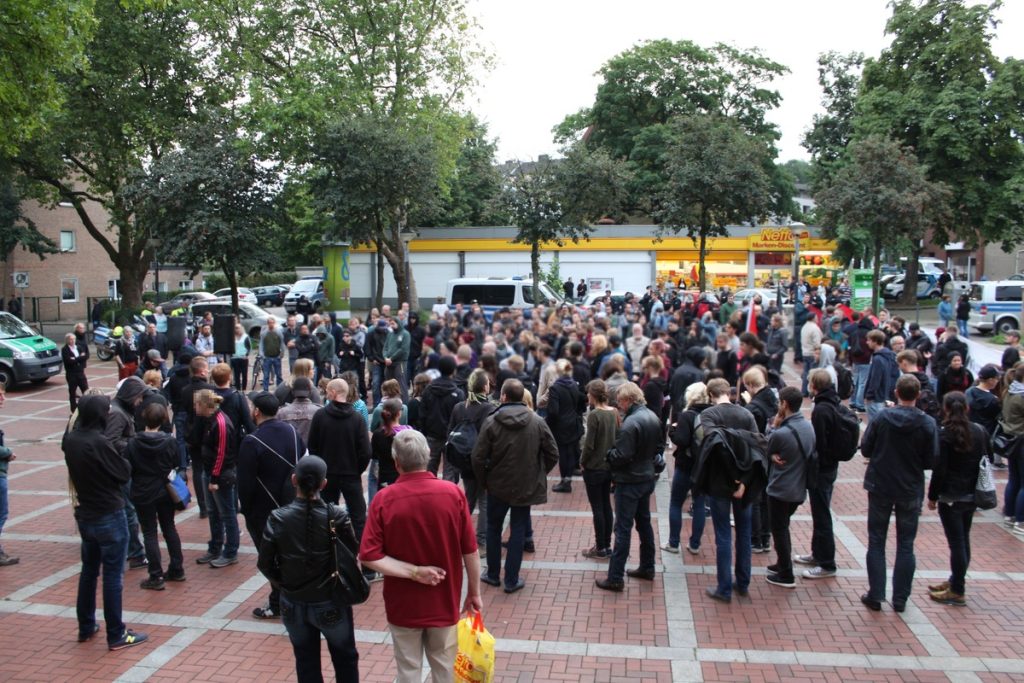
left=213, top=315, right=236, bottom=355
left=166, top=317, right=187, bottom=351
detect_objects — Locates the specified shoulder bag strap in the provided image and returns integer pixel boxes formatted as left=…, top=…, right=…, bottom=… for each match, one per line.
left=783, top=423, right=809, bottom=461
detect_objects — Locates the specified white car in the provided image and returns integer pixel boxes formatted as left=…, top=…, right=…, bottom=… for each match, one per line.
left=733, top=288, right=788, bottom=305
left=212, top=287, right=256, bottom=303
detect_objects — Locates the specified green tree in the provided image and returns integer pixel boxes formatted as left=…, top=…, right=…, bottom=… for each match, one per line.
left=0, top=0, right=96, bottom=154
left=0, top=168, right=58, bottom=261
left=655, top=115, right=776, bottom=292
left=802, top=51, right=864, bottom=189
left=501, top=149, right=632, bottom=301
left=310, top=115, right=442, bottom=308
left=815, top=136, right=953, bottom=311
left=854, top=0, right=1024, bottom=250
left=13, top=0, right=218, bottom=307
left=124, top=113, right=280, bottom=312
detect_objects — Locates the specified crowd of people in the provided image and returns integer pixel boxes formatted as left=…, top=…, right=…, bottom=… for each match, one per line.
left=0, top=279, right=1014, bottom=680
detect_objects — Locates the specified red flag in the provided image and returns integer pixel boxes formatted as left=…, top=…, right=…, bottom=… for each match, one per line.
left=746, top=304, right=759, bottom=335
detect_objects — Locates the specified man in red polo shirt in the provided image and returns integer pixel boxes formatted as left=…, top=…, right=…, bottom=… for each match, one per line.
left=360, top=429, right=482, bottom=683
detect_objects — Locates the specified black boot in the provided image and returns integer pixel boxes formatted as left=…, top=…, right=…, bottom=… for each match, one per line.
left=552, top=478, right=572, bottom=493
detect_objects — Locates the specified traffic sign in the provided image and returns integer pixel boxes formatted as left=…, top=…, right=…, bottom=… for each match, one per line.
left=12, top=272, right=29, bottom=289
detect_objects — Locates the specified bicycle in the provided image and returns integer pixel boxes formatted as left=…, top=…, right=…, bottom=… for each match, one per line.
left=251, top=354, right=264, bottom=390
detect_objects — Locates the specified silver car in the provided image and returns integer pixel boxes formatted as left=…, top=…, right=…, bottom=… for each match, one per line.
left=189, top=301, right=282, bottom=338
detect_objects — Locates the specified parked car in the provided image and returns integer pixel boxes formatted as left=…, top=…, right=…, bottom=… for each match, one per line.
left=581, top=290, right=631, bottom=308
left=158, top=291, right=217, bottom=311
left=250, top=285, right=285, bottom=307
left=733, top=288, right=788, bottom=306
left=284, top=277, right=328, bottom=315
left=0, top=312, right=61, bottom=387
left=882, top=273, right=940, bottom=300
left=967, top=280, right=1023, bottom=334
left=212, top=287, right=256, bottom=303
left=189, top=301, right=282, bottom=338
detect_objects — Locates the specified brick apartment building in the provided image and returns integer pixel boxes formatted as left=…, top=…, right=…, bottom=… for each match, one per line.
left=3, top=200, right=199, bottom=322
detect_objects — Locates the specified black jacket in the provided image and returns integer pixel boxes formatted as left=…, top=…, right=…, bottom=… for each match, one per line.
left=63, top=397, right=130, bottom=522
left=295, top=333, right=318, bottom=361
left=448, top=400, right=498, bottom=480
left=62, top=343, right=87, bottom=376
left=745, top=388, right=778, bottom=435
left=691, top=402, right=766, bottom=502
left=258, top=498, right=357, bottom=602
left=164, top=364, right=192, bottom=413
left=126, top=431, right=178, bottom=503
left=670, top=403, right=711, bottom=470
left=861, top=404, right=937, bottom=500
left=669, top=348, right=706, bottom=411
left=238, top=419, right=305, bottom=520
left=418, top=377, right=465, bottom=440
left=198, top=411, right=237, bottom=485
left=364, top=327, right=388, bottom=364
left=214, top=386, right=256, bottom=446
left=307, top=401, right=371, bottom=478
left=545, top=376, right=585, bottom=445
left=966, top=386, right=1001, bottom=435
left=606, top=404, right=663, bottom=484
left=810, top=386, right=844, bottom=476
left=336, top=339, right=364, bottom=374
left=928, top=422, right=987, bottom=503
left=933, top=337, right=969, bottom=376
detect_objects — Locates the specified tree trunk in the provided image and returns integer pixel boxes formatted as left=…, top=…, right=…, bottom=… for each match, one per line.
left=378, top=230, right=411, bottom=307
left=898, top=247, right=921, bottom=307
left=871, top=237, right=882, bottom=315
left=118, top=257, right=146, bottom=309
left=531, top=242, right=541, bottom=303
left=223, top=262, right=239, bottom=313
left=408, top=268, right=419, bottom=313
left=374, top=241, right=385, bottom=310
left=698, top=227, right=708, bottom=293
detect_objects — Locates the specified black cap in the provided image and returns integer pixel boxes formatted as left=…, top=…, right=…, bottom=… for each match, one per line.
left=248, top=391, right=279, bottom=416
left=908, top=322, right=920, bottom=331
left=979, top=364, right=1001, bottom=380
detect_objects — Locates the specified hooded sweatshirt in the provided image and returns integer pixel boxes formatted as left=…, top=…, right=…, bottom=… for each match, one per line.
left=860, top=404, right=937, bottom=500
left=63, top=396, right=130, bottom=521
left=818, top=344, right=838, bottom=387
left=865, top=346, right=900, bottom=403
left=1001, top=381, right=1024, bottom=435
left=383, top=319, right=411, bottom=363
left=126, top=430, right=178, bottom=503
left=105, top=376, right=148, bottom=456
left=307, top=401, right=371, bottom=477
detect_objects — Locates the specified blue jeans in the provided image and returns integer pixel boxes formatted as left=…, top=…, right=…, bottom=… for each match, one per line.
left=1004, top=448, right=1024, bottom=522
left=262, top=355, right=282, bottom=391
left=852, top=363, right=869, bottom=410
left=801, top=355, right=816, bottom=395
left=486, top=496, right=529, bottom=589
left=76, top=510, right=128, bottom=645
left=370, top=363, right=385, bottom=406
left=866, top=493, right=921, bottom=606
left=957, top=319, right=969, bottom=337
left=866, top=400, right=885, bottom=422
left=608, top=479, right=657, bottom=582
left=203, top=471, right=240, bottom=559
left=173, top=411, right=189, bottom=470
left=808, top=469, right=837, bottom=571
left=121, top=483, right=145, bottom=561
left=708, top=496, right=752, bottom=598
left=0, top=475, right=7, bottom=545
left=667, top=467, right=706, bottom=549
left=366, top=461, right=379, bottom=507
left=281, top=595, right=359, bottom=683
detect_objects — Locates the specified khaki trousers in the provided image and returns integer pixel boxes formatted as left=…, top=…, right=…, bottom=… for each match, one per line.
left=389, top=623, right=457, bottom=683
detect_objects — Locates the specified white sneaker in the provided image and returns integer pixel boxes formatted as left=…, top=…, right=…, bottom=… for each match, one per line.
left=1005, top=517, right=1017, bottom=528
left=793, top=554, right=817, bottom=566
left=661, top=543, right=679, bottom=554
left=802, top=566, right=837, bottom=579
left=1012, top=523, right=1024, bottom=537
left=686, top=544, right=700, bottom=556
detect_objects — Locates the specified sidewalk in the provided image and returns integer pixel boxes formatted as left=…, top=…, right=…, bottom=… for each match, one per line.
left=1, top=359, right=1023, bottom=682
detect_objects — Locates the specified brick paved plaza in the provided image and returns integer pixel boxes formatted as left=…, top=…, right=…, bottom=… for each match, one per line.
left=1, top=360, right=1024, bottom=682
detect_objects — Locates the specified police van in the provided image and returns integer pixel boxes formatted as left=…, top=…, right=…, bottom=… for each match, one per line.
left=0, top=312, right=61, bottom=386
left=445, top=277, right=565, bottom=321
left=968, top=280, right=1023, bottom=335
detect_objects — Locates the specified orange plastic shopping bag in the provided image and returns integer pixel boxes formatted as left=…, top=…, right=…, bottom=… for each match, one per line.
left=454, top=609, right=495, bottom=683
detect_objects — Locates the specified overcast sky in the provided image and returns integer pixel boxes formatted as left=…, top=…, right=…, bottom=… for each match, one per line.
left=467, top=0, right=1024, bottom=164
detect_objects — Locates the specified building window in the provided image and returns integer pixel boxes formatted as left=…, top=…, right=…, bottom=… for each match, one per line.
left=108, top=279, right=120, bottom=300
left=61, top=278, right=79, bottom=303
left=178, top=280, right=193, bottom=291
left=60, top=231, right=76, bottom=252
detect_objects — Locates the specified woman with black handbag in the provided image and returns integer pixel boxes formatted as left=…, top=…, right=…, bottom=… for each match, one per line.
left=257, top=455, right=364, bottom=683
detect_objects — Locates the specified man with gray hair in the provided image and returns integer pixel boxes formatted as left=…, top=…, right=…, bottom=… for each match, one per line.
left=360, top=430, right=481, bottom=683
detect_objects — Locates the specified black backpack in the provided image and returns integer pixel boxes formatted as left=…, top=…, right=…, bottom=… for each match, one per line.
left=830, top=403, right=862, bottom=462
left=445, top=418, right=480, bottom=472
left=833, top=362, right=853, bottom=400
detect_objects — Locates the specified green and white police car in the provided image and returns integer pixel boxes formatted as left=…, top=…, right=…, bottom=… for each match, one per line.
left=0, top=313, right=61, bottom=387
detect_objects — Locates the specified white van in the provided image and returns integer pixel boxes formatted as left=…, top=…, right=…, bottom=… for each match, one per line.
left=445, top=277, right=564, bottom=319
left=968, top=280, right=1023, bottom=334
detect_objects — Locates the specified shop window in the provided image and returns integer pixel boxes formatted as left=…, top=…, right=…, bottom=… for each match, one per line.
left=60, top=231, right=76, bottom=252
left=61, top=278, right=79, bottom=303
